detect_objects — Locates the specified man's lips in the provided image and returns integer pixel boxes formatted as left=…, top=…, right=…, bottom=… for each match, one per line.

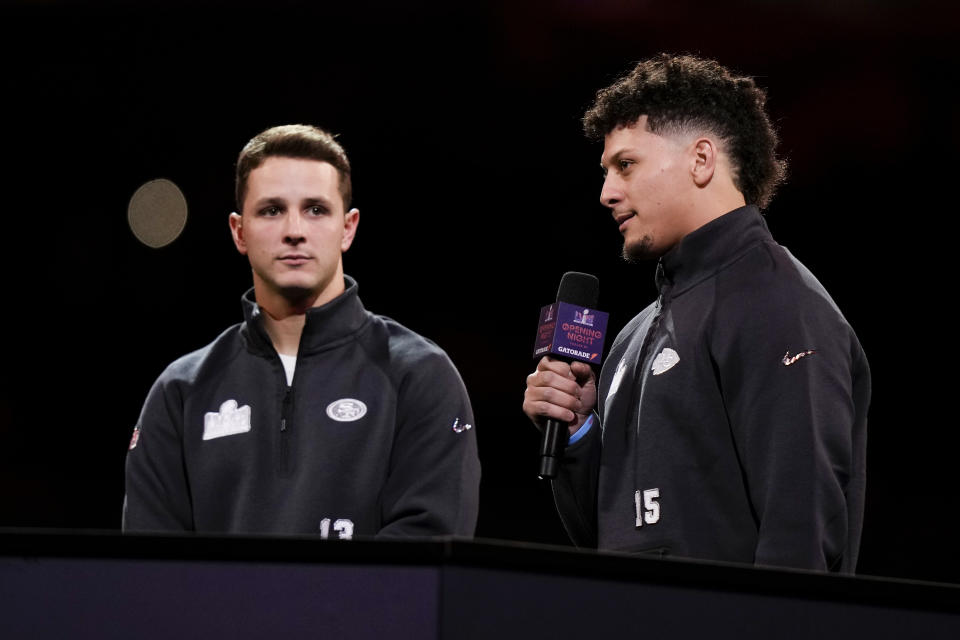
left=615, top=212, right=636, bottom=232
left=278, top=254, right=312, bottom=264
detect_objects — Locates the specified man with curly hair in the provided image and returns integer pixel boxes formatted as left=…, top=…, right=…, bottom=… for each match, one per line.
left=523, top=54, right=870, bottom=572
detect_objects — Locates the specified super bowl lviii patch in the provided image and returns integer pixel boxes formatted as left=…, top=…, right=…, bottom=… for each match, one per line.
left=203, top=400, right=252, bottom=440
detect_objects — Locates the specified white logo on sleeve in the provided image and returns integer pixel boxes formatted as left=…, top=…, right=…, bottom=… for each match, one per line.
left=651, top=348, right=680, bottom=375
left=203, top=400, right=252, bottom=440
left=782, top=349, right=816, bottom=366
left=451, top=417, right=473, bottom=433
left=326, top=399, right=367, bottom=422
left=128, top=425, right=141, bottom=450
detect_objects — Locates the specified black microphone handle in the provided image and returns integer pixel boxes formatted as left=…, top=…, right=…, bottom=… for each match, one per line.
left=536, top=271, right=600, bottom=480
left=538, top=417, right=569, bottom=479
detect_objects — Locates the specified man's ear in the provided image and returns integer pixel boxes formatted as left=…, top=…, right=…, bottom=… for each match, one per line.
left=690, top=137, right=718, bottom=188
left=341, top=208, right=360, bottom=252
left=229, top=212, right=247, bottom=255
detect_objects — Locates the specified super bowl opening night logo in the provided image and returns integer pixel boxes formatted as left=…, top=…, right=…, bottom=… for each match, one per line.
left=561, top=322, right=603, bottom=347
left=533, top=302, right=609, bottom=364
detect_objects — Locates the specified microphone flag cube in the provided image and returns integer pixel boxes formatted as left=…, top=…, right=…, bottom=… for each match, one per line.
left=532, top=302, right=609, bottom=364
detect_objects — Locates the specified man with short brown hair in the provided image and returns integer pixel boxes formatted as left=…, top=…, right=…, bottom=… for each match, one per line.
left=124, top=124, right=480, bottom=538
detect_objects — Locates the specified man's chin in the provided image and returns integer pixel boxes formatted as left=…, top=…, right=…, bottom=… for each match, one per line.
left=265, top=275, right=320, bottom=303
left=622, top=236, right=662, bottom=263
left=274, top=275, right=342, bottom=306
left=277, top=284, right=315, bottom=301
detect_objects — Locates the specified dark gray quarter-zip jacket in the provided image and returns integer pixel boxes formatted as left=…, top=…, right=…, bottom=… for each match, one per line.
left=123, top=276, right=480, bottom=538
left=554, top=206, right=870, bottom=572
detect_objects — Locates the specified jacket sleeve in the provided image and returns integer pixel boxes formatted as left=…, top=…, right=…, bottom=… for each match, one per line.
left=551, top=412, right=601, bottom=548
left=714, top=268, right=865, bottom=571
left=376, top=349, right=480, bottom=538
left=122, top=373, right=194, bottom=531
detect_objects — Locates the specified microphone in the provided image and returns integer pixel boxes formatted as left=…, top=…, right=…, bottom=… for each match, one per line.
left=532, top=272, right=608, bottom=479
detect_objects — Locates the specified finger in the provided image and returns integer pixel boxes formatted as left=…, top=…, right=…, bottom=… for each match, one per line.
left=526, top=369, right=583, bottom=398
left=536, top=356, right=576, bottom=379
left=569, top=361, right=597, bottom=384
left=524, top=384, right=582, bottom=413
left=522, top=398, right=577, bottom=425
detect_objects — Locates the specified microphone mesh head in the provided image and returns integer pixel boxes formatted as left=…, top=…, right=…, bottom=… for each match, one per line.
left=557, top=271, right=599, bottom=307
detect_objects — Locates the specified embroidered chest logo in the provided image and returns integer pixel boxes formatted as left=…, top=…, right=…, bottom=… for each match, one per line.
left=782, top=350, right=816, bottom=366
left=326, top=398, right=368, bottom=422
left=203, top=400, right=252, bottom=440
left=651, top=348, right=680, bottom=375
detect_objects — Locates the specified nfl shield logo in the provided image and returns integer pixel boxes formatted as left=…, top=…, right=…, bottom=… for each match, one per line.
left=128, top=425, right=140, bottom=450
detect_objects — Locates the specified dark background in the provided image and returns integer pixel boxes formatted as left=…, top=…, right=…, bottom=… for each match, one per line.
left=2, top=0, right=956, bottom=583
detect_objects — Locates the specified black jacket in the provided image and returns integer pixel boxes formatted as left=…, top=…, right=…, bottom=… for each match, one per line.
left=123, top=277, right=480, bottom=538
left=554, top=206, right=870, bottom=572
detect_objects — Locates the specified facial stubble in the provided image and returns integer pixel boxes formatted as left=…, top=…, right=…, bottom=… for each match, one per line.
left=622, top=234, right=659, bottom=263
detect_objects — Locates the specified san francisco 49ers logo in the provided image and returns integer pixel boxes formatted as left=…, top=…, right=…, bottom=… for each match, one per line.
left=326, top=399, right=367, bottom=422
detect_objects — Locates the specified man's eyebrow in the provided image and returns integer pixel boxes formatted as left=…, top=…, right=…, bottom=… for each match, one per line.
left=253, top=196, right=287, bottom=208
left=301, top=196, right=333, bottom=207
left=600, top=150, right=624, bottom=173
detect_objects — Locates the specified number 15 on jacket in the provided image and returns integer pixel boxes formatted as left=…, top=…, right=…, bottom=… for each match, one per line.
left=635, top=488, right=661, bottom=527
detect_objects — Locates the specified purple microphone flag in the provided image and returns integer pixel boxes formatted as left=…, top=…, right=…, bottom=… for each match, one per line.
left=533, top=301, right=609, bottom=364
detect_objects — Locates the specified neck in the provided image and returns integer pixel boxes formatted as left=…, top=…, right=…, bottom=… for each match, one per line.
left=261, top=310, right=306, bottom=356
left=684, top=187, right=747, bottom=238
left=250, top=271, right=348, bottom=355
left=253, top=278, right=347, bottom=355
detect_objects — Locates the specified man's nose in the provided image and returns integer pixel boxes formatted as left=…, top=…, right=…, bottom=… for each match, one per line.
left=283, top=211, right=305, bottom=243
left=600, top=175, right=622, bottom=210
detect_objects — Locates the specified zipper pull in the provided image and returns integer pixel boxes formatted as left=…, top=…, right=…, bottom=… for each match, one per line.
left=280, top=388, right=292, bottom=432
left=655, top=260, right=666, bottom=309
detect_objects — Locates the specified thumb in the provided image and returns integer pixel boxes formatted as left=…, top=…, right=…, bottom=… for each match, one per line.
left=569, top=361, right=596, bottom=384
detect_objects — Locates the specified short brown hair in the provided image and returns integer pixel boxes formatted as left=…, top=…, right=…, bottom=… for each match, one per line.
left=235, top=124, right=352, bottom=211
left=584, top=54, right=787, bottom=209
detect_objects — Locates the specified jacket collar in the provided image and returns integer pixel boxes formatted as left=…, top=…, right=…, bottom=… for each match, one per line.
left=657, top=205, right=772, bottom=298
left=240, top=275, right=369, bottom=355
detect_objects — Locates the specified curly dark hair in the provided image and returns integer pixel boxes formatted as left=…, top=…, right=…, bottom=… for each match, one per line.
left=236, top=124, right=352, bottom=211
left=583, top=54, right=787, bottom=209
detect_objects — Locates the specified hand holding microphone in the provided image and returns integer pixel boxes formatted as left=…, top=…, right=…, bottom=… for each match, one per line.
left=523, top=356, right=597, bottom=442
left=522, top=272, right=608, bottom=479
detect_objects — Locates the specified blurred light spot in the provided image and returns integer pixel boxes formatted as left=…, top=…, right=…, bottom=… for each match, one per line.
left=127, top=178, right=188, bottom=248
